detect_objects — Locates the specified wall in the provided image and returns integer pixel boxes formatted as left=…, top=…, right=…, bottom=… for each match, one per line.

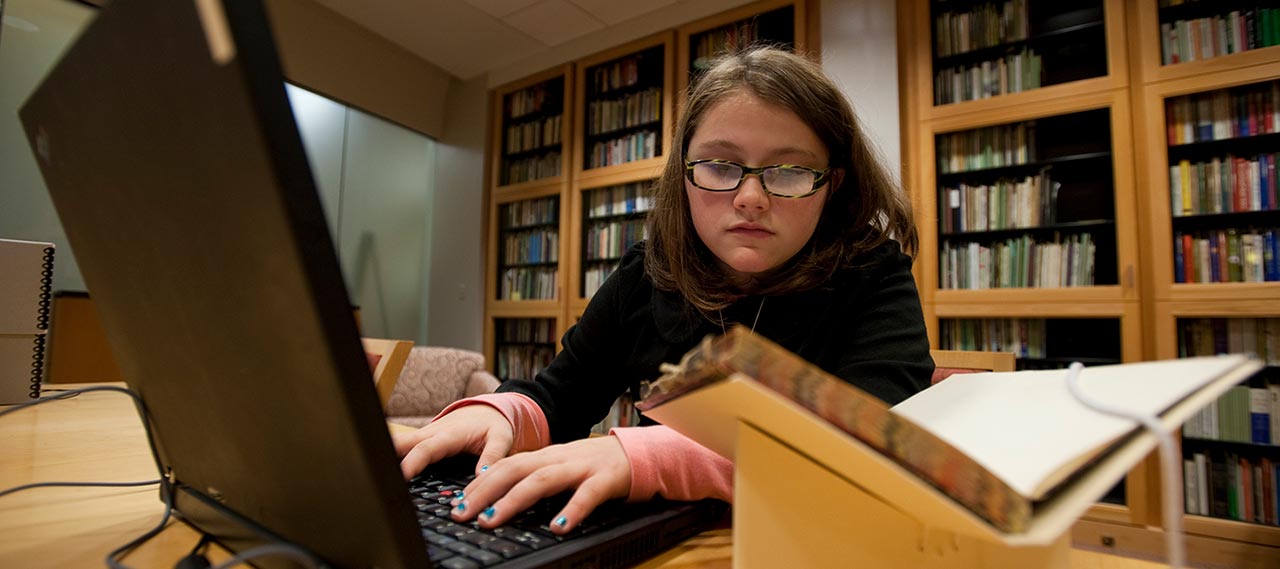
left=0, top=0, right=94, bottom=292
left=820, top=0, right=901, bottom=184
left=263, top=0, right=451, bottom=139
left=426, top=76, right=489, bottom=351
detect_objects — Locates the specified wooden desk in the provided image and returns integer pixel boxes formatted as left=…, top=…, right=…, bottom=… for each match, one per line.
left=0, top=384, right=1165, bottom=569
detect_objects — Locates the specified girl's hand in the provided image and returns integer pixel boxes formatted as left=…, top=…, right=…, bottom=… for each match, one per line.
left=448, top=436, right=632, bottom=535
left=392, top=405, right=515, bottom=479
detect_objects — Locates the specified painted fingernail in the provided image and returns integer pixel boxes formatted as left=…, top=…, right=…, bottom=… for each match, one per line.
left=480, top=465, right=489, bottom=472
left=453, top=501, right=466, bottom=513
left=554, top=515, right=568, bottom=527
left=481, top=506, right=496, bottom=520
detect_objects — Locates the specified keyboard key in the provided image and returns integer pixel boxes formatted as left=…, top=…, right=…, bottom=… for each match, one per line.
left=426, top=544, right=454, bottom=562
left=480, top=539, right=532, bottom=559
left=438, top=557, right=481, bottom=569
left=465, top=549, right=503, bottom=567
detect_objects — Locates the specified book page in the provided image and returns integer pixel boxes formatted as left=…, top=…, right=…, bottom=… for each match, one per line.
left=891, top=355, right=1250, bottom=499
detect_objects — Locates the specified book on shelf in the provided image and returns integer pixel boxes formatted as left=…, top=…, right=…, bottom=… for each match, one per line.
left=638, top=326, right=1262, bottom=535
left=1159, top=8, right=1280, bottom=65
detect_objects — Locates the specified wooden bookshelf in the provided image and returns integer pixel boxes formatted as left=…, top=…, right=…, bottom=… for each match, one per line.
left=902, top=0, right=1280, bottom=555
left=902, top=0, right=1146, bottom=537
left=567, top=177, right=656, bottom=317
left=675, top=0, right=816, bottom=107
left=573, top=32, right=674, bottom=184
left=484, top=66, right=574, bottom=369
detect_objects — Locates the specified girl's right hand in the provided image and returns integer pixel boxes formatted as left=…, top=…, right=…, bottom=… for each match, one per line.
left=392, top=404, right=515, bottom=479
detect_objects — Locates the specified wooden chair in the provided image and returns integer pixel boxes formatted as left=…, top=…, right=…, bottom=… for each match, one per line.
left=361, top=338, right=413, bottom=406
left=928, top=349, right=1016, bottom=385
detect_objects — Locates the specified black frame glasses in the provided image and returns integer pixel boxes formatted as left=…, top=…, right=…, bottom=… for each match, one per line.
left=685, top=159, right=831, bottom=198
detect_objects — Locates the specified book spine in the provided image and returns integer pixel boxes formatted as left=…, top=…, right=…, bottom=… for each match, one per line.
left=1251, top=387, right=1273, bottom=445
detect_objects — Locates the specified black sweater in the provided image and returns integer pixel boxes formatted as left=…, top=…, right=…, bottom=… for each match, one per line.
left=497, top=240, right=935, bottom=443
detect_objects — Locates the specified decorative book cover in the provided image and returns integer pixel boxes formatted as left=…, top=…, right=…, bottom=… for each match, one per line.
left=638, top=326, right=1261, bottom=536
left=637, top=326, right=1031, bottom=533
left=0, top=238, right=55, bottom=403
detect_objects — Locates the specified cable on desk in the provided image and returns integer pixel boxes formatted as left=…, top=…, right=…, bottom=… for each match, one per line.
left=2, top=385, right=327, bottom=569
left=1064, top=361, right=1186, bottom=569
left=0, top=479, right=161, bottom=499
left=0, top=385, right=176, bottom=569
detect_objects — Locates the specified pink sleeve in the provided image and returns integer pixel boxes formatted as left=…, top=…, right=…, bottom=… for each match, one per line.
left=611, top=425, right=734, bottom=503
left=433, top=393, right=551, bottom=453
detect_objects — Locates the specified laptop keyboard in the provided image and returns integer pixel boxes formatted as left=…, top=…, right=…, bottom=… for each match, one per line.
left=408, top=462, right=625, bottom=568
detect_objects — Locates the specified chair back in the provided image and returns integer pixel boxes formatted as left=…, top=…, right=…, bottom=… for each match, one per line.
left=361, top=338, right=413, bottom=406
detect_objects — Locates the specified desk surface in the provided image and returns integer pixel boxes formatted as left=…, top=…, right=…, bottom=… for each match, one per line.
left=0, top=384, right=1165, bottom=568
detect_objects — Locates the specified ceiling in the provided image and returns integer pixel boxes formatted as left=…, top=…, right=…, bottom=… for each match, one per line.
left=309, top=0, right=752, bottom=82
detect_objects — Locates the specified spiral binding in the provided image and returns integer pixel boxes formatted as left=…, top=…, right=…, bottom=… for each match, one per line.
left=28, top=246, right=55, bottom=398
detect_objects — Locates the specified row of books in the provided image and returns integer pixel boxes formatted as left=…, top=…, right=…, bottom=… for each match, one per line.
left=501, top=196, right=558, bottom=228
left=501, top=229, right=558, bottom=265
left=690, top=21, right=758, bottom=70
left=585, top=88, right=661, bottom=136
left=506, top=83, right=559, bottom=120
left=590, top=394, right=641, bottom=435
left=589, top=54, right=649, bottom=95
left=1182, top=452, right=1280, bottom=527
left=1178, top=317, right=1280, bottom=365
left=504, top=153, right=562, bottom=185
left=1170, top=153, right=1279, bottom=216
left=496, top=317, right=557, bottom=344
left=584, top=182, right=653, bottom=219
left=584, top=218, right=647, bottom=262
left=933, top=48, right=1042, bottom=105
left=939, top=170, right=1060, bottom=234
left=1160, top=9, right=1280, bottom=66
left=499, top=267, right=557, bottom=301
left=582, top=264, right=620, bottom=300
left=1184, top=385, right=1280, bottom=446
left=495, top=345, right=555, bottom=382
left=933, top=0, right=1029, bottom=58
left=587, top=130, right=658, bottom=169
left=1165, top=81, right=1279, bottom=145
left=940, top=233, right=1096, bottom=290
left=937, top=317, right=1048, bottom=358
left=936, top=122, right=1036, bottom=174
left=1172, top=228, right=1280, bottom=284
left=505, top=115, right=562, bottom=155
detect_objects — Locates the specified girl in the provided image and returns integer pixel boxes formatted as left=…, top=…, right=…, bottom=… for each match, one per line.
left=393, top=46, right=933, bottom=534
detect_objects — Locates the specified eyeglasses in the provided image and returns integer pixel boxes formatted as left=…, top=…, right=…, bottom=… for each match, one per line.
left=685, top=159, right=831, bottom=198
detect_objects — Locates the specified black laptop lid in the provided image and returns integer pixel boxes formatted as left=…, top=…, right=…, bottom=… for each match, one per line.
left=19, top=0, right=428, bottom=566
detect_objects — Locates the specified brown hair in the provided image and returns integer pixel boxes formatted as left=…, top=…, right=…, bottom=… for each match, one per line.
left=644, top=46, right=917, bottom=315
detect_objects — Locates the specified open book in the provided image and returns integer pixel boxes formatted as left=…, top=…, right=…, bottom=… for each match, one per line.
left=637, top=326, right=1262, bottom=535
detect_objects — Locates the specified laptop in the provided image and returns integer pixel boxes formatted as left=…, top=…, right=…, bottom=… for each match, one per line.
left=18, top=1, right=725, bottom=567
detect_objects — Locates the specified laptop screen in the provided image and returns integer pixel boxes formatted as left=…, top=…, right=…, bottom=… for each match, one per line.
left=20, top=0, right=430, bottom=566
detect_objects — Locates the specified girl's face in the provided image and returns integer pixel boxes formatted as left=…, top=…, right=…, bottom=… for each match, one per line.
left=685, top=91, right=832, bottom=280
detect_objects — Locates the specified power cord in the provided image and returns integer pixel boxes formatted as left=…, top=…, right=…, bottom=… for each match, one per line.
left=1064, top=362, right=1185, bottom=569
left=0, top=386, right=326, bottom=569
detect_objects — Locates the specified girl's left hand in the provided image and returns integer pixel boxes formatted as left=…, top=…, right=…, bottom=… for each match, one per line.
left=448, top=435, right=632, bottom=535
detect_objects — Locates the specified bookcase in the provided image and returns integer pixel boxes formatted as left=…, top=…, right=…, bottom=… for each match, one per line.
left=900, top=0, right=1148, bottom=537
left=904, top=0, right=1280, bottom=556
left=676, top=0, right=814, bottom=106
left=484, top=65, right=574, bottom=377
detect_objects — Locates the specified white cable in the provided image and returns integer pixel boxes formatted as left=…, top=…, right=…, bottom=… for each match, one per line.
left=1064, top=361, right=1185, bottom=569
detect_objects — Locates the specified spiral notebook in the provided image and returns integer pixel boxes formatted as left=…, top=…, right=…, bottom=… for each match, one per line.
left=0, top=239, right=55, bottom=404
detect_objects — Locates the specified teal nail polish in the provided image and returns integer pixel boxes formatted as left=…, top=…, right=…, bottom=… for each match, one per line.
left=480, top=465, right=489, bottom=472
left=481, top=506, right=496, bottom=519
left=453, top=501, right=466, bottom=513
left=554, top=515, right=568, bottom=527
